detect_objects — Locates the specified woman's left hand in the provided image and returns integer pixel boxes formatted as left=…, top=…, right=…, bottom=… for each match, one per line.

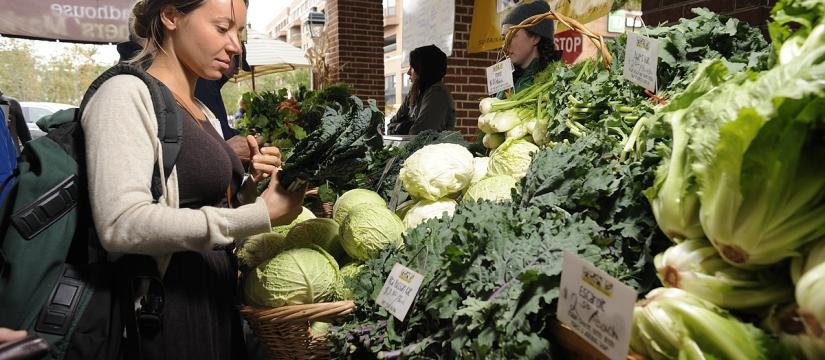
left=247, top=135, right=282, bottom=182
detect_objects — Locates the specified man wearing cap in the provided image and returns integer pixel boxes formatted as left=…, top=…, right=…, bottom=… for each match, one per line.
left=501, top=1, right=562, bottom=95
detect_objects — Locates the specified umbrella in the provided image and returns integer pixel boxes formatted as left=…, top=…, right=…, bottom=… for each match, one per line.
left=231, top=29, right=310, bottom=90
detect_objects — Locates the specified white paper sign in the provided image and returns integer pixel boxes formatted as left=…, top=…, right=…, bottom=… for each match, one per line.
left=486, top=58, right=515, bottom=95
left=623, top=32, right=659, bottom=92
left=375, top=263, right=424, bottom=322
left=401, top=0, right=455, bottom=66
left=557, top=252, right=636, bottom=360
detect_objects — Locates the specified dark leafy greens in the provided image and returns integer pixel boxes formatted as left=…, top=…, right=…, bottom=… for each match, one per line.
left=278, top=96, right=384, bottom=191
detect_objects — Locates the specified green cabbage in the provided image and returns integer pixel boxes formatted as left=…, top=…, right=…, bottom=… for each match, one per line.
left=402, top=198, right=457, bottom=229
left=339, top=262, right=366, bottom=300
left=471, top=157, right=490, bottom=183
left=332, top=189, right=387, bottom=224
left=272, top=206, right=316, bottom=236
left=399, top=143, right=474, bottom=201
left=462, top=175, right=517, bottom=204
left=487, top=138, right=539, bottom=180
left=340, top=204, right=404, bottom=260
left=244, top=245, right=340, bottom=307
left=284, top=218, right=345, bottom=261
left=235, top=232, right=286, bottom=269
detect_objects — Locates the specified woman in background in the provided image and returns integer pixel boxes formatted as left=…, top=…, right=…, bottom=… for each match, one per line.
left=387, top=44, right=455, bottom=135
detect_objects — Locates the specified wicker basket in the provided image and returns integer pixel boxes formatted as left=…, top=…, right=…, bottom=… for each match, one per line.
left=304, top=188, right=334, bottom=218
left=240, top=301, right=356, bottom=360
left=503, top=10, right=613, bottom=69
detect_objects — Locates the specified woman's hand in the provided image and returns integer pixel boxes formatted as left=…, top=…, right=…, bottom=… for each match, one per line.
left=246, top=135, right=282, bottom=182
left=260, top=170, right=306, bottom=226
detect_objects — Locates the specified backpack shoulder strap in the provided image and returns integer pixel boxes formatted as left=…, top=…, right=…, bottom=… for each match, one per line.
left=79, top=63, right=182, bottom=201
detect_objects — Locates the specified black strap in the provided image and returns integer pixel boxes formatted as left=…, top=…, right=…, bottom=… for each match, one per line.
left=79, top=63, right=183, bottom=201
left=117, top=255, right=163, bottom=360
left=150, top=84, right=182, bottom=201
left=77, top=64, right=179, bottom=358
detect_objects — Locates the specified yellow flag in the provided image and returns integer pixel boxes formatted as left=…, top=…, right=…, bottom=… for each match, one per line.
left=468, top=0, right=503, bottom=53
left=551, top=0, right=614, bottom=32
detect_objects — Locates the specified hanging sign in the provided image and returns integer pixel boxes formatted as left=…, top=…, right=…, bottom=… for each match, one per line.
left=486, top=58, right=514, bottom=94
left=623, top=32, right=660, bottom=92
left=557, top=252, right=636, bottom=360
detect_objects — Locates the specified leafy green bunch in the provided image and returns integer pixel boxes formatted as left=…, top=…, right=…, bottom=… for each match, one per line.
left=237, top=88, right=306, bottom=149
left=331, top=201, right=604, bottom=359
left=278, top=96, right=385, bottom=191
left=540, top=8, right=770, bottom=146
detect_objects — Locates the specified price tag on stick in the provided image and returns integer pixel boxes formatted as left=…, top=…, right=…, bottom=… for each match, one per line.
left=557, top=252, right=636, bottom=360
left=486, top=58, right=515, bottom=95
left=623, top=32, right=660, bottom=92
left=376, top=263, right=424, bottom=321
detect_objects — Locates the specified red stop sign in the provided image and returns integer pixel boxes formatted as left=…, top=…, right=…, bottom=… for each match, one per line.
left=554, top=30, right=583, bottom=64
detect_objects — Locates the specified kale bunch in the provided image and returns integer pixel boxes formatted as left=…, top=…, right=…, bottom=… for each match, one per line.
left=278, top=96, right=384, bottom=191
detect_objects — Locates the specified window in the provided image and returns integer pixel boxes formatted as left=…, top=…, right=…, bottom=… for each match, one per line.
left=383, top=35, right=397, bottom=53
left=385, top=75, right=397, bottom=105
left=383, top=0, right=396, bottom=16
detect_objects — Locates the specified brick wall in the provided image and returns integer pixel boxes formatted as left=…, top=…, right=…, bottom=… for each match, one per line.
left=326, top=0, right=385, bottom=109
left=642, top=0, right=776, bottom=33
left=448, top=0, right=501, bottom=139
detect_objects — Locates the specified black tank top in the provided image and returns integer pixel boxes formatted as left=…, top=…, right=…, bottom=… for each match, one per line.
left=141, top=104, right=248, bottom=360
left=174, top=107, right=243, bottom=209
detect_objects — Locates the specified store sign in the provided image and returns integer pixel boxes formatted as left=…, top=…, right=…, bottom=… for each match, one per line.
left=0, top=1, right=132, bottom=44
left=554, top=30, right=584, bottom=64
left=486, top=58, right=515, bottom=95
left=557, top=252, right=636, bottom=360
left=376, top=263, right=424, bottom=322
left=623, top=32, right=660, bottom=92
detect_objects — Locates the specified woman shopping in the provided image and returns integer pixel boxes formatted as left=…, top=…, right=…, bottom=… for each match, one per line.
left=500, top=1, right=562, bottom=96
left=387, top=44, right=455, bottom=135
left=81, top=0, right=304, bottom=358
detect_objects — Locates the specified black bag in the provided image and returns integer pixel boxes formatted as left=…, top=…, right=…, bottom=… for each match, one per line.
left=0, top=63, right=183, bottom=360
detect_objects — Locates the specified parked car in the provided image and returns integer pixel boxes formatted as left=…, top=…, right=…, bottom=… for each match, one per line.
left=20, top=101, right=77, bottom=139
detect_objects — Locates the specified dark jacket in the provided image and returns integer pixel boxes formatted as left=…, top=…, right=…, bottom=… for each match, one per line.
left=387, top=81, right=455, bottom=135
left=497, top=58, right=543, bottom=99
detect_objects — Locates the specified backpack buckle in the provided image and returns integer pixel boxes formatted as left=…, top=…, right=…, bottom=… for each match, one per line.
left=137, top=292, right=163, bottom=334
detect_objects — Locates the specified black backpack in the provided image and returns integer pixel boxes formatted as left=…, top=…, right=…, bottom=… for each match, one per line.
left=0, top=63, right=183, bottom=359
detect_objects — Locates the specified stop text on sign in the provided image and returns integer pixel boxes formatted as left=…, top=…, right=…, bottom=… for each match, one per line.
left=554, top=30, right=584, bottom=64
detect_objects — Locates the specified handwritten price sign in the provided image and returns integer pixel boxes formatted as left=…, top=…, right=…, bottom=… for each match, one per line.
left=486, top=58, right=515, bottom=95
left=623, top=32, right=660, bottom=92
left=375, top=263, right=424, bottom=321
left=557, top=252, right=636, bottom=360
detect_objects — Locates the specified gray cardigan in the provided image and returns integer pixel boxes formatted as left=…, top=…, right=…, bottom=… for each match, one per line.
left=81, top=75, right=271, bottom=274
